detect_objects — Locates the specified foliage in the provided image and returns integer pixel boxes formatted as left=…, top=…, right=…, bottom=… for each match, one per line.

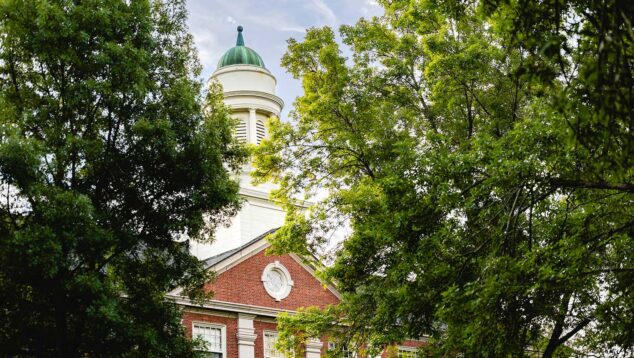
left=0, top=0, right=246, bottom=356
left=253, top=0, right=634, bottom=356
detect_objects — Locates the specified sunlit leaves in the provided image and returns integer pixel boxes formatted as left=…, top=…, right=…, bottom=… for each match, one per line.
left=253, top=0, right=633, bottom=356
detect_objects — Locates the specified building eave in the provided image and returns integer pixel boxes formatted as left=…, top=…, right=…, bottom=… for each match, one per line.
left=223, top=90, right=284, bottom=110
left=169, top=295, right=296, bottom=318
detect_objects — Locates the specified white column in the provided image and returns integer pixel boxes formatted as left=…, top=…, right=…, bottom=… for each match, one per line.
left=236, top=314, right=257, bottom=358
left=305, top=338, right=323, bottom=358
left=248, top=108, right=257, bottom=144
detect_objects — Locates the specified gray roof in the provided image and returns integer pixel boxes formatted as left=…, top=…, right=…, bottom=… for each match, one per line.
left=202, top=228, right=278, bottom=269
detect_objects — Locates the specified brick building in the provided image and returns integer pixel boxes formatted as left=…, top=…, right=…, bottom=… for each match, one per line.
left=169, top=26, right=426, bottom=358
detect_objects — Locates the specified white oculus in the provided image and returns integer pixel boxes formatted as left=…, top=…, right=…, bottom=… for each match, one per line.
left=261, top=261, right=294, bottom=301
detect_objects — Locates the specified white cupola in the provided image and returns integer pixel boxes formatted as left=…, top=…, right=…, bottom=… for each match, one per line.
left=192, top=26, right=287, bottom=259
left=210, top=25, right=283, bottom=145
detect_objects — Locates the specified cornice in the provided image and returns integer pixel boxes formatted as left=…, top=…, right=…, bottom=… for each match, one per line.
left=238, top=187, right=312, bottom=208
left=224, top=90, right=284, bottom=111
left=289, top=253, right=341, bottom=299
left=168, top=295, right=296, bottom=318
left=210, top=64, right=274, bottom=79
left=238, top=187, right=274, bottom=200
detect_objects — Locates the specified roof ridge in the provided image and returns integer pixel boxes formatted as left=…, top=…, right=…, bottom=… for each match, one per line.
left=202, top=228, right=279, bottom=269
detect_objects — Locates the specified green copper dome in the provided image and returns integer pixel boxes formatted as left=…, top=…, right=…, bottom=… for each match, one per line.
left=217, top=26, right=266, bottom=69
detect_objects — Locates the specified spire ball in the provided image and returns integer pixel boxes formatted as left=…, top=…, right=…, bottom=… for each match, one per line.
left=236, top=25, right=245, bottom=46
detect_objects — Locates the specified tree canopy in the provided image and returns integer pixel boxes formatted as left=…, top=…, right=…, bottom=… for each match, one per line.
left=253, top=0, right=634, bottom=356
left=0, top=0, right=245, bottom=356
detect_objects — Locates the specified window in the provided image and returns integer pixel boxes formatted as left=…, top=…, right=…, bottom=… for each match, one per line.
left=398, top=347, right=419, bottom=358
left=328, top=342, right=355, bottom=357
left=193, top=323, right=225, bottom=358
left=261, top=261, right=294, bottom=301
left=264, top=331, right=285, bottom=358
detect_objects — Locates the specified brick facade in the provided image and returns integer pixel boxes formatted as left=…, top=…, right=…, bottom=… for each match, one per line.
left=253, top=320, right=278, bottom=358
left=204, top=249, right=339, bottom=311
left=181, top=244, right=426, bottom=357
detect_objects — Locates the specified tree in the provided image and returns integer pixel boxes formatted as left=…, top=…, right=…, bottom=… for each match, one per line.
left=253, top=0, right=633, bottom=356
left=0, top=0, right=245, bottom=356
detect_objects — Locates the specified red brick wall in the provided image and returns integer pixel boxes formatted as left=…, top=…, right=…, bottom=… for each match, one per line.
left=253, top=320, right=277, bottom=358
left=205, top=250, right=340, bottom=310
left=181, top=310, right=425, bottom=357
left=398, top=339, right=427, bottom=349
left=182, top=311, right=238, bottom=357
left=254, top=320, right=334, bottom=357
left=185, top=248, right=423, bottom=357
left=182, top=313, right=331, bottom=357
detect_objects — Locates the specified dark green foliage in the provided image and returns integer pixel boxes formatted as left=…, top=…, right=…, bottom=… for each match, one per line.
left=253, top=0, right=633, bottom=356
left=0, top=0, right=245, bottom=356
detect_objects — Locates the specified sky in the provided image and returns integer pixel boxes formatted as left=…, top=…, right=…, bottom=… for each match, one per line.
left=185, top=0, right=383, bottom=118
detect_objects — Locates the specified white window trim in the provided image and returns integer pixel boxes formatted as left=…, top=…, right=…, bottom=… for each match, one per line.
left=263, top=330, right=285, bottom=358
left=328, top=341, right=356, bottom=357
left=397, top=346, right=419, bottom=357
left=261, top=261, right=294, bottom=301
left=192, top=322, right=226, bottom=357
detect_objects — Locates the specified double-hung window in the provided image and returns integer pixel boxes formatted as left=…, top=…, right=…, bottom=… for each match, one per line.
left=328, top=341, right=355, bottom=357
left=398, top=347, right=419, bottom=358
left=193, top=323, right=225, bottom=358
left=264, top=331, right=285, bottom=358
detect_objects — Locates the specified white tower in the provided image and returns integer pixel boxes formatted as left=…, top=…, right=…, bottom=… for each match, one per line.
left=193, top=26, right=286, bottom=259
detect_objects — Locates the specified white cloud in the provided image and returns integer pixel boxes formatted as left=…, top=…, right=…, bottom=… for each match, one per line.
left=226, top=15, right=237, bottom=24
left=361, top=0, right=381, bottom=16
left=243, top=13, right=305, bottom=33
left=305, top=0, right=337, bottom=26
left=191, top=30, right=223, bottom=74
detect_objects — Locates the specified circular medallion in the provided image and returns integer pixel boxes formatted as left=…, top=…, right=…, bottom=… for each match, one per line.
left=261, top=261, right=294, bottom=301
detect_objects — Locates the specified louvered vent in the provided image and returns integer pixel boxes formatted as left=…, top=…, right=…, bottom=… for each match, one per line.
left=256, top=119, right=266, bottom=144
left=235, top=119, right=247, bottom=142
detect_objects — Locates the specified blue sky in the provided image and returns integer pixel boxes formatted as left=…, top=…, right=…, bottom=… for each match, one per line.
left=186, top=0, right=383, bottom=118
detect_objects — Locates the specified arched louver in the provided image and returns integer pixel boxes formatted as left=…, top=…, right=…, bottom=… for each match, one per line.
left=256, top=119, right=266, bottom=144
left=235, top=119, right=247, bottom=142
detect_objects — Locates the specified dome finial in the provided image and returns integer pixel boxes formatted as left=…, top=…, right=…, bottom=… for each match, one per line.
left=236, top=25, right=244, bottom=46
left=217, top=25, right=266, bottom=69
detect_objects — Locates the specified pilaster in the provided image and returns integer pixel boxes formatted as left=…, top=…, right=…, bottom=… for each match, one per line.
left=305, top=338, right=323, bottom=358
left=248, top=108, right=257, bottom=144
left=236, top=313, right=257, bottom=358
